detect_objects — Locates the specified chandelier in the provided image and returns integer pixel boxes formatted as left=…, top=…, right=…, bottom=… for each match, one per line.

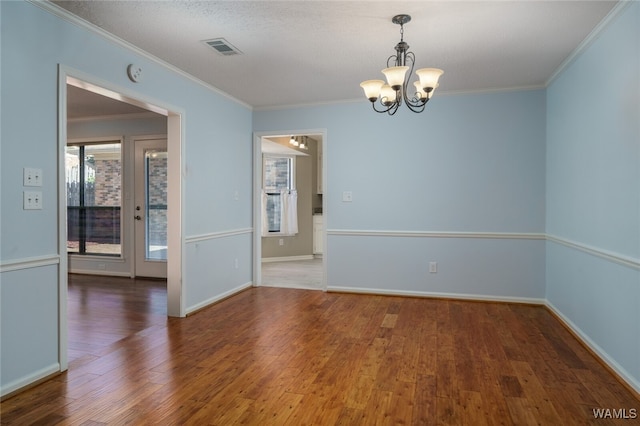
left=360, top=14, right=443, bottom=115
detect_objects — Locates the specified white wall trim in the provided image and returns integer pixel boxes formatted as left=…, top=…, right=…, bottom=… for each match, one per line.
left=262, top=255, right=315, bottom=263
left=328, top=229, right=546, bottom=240
left=546, top=301, right=640, bottom=394
left=547, top=234, right=640, bottom=270
left=0, top=363, right=60, bottom=398
left=186, top=281, right=253, bottom=315
left=327, top=286, right=545, bottom=306
left=0, top=255, right=60, bottom=273
left=328, top=230, right=638, bottom=270
left=185, top=228, right=253, bottom=244
left=57, top=66, right=70, bottom=373
left=29, top=0, right=251, bottom=111
left=67, top=269, right=132, bottom=278
left=67, top=112, right=162, bottom=123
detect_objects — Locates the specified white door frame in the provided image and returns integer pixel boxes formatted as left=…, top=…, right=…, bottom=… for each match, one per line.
left=58, top=65, right=186, bottom=370
left=252, top=129, right=328, bottom=289
left=133, top=136, right=168, bottom=278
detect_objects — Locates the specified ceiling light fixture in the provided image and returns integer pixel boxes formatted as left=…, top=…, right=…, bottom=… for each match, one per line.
left=289, top=136, right=309, bottom=150
left=360, top=14, right=443, bottom=115
left=299, top=136, right=308, bottom=150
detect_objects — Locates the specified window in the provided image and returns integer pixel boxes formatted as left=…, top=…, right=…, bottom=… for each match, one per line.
left=263, top=155, right=294, bottom=233
left=66, top=142, right=122, bottom=256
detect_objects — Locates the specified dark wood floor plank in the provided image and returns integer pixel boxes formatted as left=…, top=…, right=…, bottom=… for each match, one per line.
left=1, top=274, right=638, bottom=425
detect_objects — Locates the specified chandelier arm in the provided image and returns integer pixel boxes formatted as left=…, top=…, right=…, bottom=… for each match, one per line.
left=371, top=101, right=397, bottom=114
left=399, top=50, right=418, bottom=108
left=404, top=90, right=427, bottom=106
left=386, top=101, right=401, bottom=116
left=403, top=97, right=429, bottom=113
left=404, top=51, right=415, bottom=68
left=387, top=54, right=398, bottom=68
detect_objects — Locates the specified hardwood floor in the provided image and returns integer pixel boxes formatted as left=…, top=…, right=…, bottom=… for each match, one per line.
left=1, top=275, right=638, bottom=425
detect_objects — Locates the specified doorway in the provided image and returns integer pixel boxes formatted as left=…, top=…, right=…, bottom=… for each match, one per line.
left=134, top=137, right=168, bottom=278
left=58, top=68, right=185, bottom=371
left=253, top=130, right=327, bottom=291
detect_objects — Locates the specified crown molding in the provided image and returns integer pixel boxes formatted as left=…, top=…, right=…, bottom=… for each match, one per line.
left=28, top=0, right=252, bottom=111
left=254, top=84, right=546, bottom=112
left=546, top=0, right=633, bottom=86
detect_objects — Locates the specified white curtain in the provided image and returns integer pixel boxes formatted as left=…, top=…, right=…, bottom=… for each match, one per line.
left=261, top=190, right=269, bottom=237
left=280, top=190, right=298, bottom=235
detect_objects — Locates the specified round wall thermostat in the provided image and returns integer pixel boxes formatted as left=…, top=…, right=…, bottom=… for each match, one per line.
left=127, top=64, right=143, bottom=82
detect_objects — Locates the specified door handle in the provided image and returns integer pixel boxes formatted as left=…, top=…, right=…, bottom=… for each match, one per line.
left=135, top=215, right=142, bottom=221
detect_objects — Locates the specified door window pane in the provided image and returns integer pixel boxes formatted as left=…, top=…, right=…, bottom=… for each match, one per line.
left=263, top=156, right=293, bottom=233
left=145, top=149, right=167, bottom=260
left=66, top=142, right=122, bottom=256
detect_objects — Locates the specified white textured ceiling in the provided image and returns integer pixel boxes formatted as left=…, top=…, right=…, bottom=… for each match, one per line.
left=53, top=0, right=618, bottom=110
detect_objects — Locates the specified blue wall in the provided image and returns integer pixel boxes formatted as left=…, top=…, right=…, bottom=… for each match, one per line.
left=546, top=2, right=640, bottom=392
left=1, top=1, right=253, bottom=395
left=254, top=90, right=547, bottom=300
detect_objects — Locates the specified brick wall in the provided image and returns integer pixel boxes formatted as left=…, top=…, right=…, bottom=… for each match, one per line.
left=94, top=159, right=121, bottom=206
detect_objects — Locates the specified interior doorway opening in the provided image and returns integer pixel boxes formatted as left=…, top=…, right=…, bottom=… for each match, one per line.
left=58, top=67, right=185, bottom=371
left=253, top=131, right=327, bottom=291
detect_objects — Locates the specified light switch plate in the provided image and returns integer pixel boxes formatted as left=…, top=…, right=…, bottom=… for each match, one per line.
left=24, top=168, right=43, bottom=186
left=24, top=191, right=43, bottom=210
left=342, top=191, right=353, bottom=202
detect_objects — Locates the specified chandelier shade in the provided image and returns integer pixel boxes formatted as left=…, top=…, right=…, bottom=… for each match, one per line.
left=360, top=14, right=443, bottom=115
left=380, top=84, right=397, bottom=105
left=382, top=66, right=409, bottom=90
left=360, top=80, right=385, bottom=102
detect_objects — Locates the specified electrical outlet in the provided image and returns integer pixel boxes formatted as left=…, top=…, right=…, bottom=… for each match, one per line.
left=23, top=168, right=43, bottom=187
left=429, top=262, right=438, bottom=273
left=23, top=191, right=43, bottom=210
left=279, top=239, right=284, bottom=246
left=342, top=191, right=353, bottom=202
left=234, top=258, right=239, bottom=269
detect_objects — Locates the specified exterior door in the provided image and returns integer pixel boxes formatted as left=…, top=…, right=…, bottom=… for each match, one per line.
left=134, top=138, right=168, bottom=278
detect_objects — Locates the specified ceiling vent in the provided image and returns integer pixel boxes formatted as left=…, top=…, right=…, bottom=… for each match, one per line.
left=203, top=38, right=243, bottom=56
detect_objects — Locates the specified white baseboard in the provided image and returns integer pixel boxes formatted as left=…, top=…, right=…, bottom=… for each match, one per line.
left=185, top=281, right=253, bottom=315
left=68, top=269, right=132, bottom=277
left=545, top=301, right=640, bottom=395
left=262, top=255, right=315, bottom=263
left=1, top=363, right=60, bottom=398
left=326, top=286, right=545, bottom=305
